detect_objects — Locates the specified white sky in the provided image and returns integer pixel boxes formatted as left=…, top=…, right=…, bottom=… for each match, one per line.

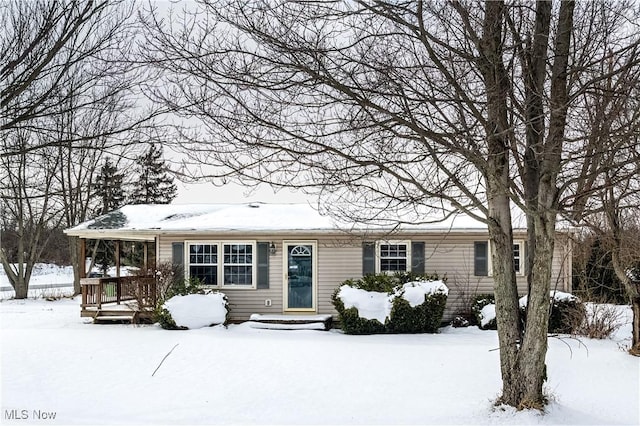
left=173, top=180, right=312, bottom=204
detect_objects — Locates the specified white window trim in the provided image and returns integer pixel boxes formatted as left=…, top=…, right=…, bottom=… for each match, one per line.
left=486, top=240, right=525, bottom=277
left=375, top=240, right=412, bottom=274
left=513, top=240, right=525, bottom=277
left=185, top=240, right=257, bottom=289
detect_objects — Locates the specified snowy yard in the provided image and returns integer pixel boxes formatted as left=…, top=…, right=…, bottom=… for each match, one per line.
left=1, top=296, right=638, bottom=425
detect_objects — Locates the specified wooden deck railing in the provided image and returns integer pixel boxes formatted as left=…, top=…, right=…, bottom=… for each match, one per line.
left=81, top=276, right=157, bottom=310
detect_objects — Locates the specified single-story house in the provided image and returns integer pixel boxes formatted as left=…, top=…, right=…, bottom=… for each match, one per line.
left=64, top=202, right=573, bottom=324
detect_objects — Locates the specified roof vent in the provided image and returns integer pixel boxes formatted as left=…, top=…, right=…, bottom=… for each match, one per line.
left=248, top=202, right=261, bottom=208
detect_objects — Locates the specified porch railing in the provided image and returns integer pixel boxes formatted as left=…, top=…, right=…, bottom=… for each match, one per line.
left=81, top=276, right=157, bottom=310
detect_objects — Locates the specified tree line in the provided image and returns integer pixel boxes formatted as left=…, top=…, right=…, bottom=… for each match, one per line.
left=1, top=0, right=639, bottom=411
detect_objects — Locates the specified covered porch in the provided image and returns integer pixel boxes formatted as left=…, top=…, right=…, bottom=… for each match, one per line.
left=76, top=234, right=158, bottom=323
left=80, top=275, right=157, bottom=323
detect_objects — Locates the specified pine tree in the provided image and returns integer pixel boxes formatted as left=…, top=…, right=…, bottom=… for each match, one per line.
left=130, top=144, right=177, bottom=204
left=93, top=157, right=126, bottom=215
left=91, top=157, right=126, bottom=275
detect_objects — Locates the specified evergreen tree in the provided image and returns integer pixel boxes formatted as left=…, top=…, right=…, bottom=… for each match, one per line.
left=91, top=157, right=126, bottom=275
left=583, top=238, right=626, bottom=303
left=130, top=144, right=177, bottom=204
left=93, top=157, right=126, bottom=215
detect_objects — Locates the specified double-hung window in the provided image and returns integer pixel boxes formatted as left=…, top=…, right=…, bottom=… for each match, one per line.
left=474, top=240, right=525, bottom=276
left=513, top=242, right=523, bottom=274
left=189, top=244, right=218, bottom=285
left=223, top=243, right=253, bottom=285
left=188, top=241, right=256, bottom=288
left=377, top=241, right=411, bottom=273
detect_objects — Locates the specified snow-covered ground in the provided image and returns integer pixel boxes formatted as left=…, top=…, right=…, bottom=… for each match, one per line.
left=1, top=294, right=638, bottom=425
left=0, top=264, right=74, bottom=300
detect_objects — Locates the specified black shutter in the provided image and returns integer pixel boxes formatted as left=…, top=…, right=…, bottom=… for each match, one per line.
left=474, top=241, right=488, bottom=276
left=257, top=242, right=270, bottom=289
left=172, top=242, right=185, bottom=281
left=362, top=242, right=375, bottom=275
left=411, top=242, right=425, bottom=275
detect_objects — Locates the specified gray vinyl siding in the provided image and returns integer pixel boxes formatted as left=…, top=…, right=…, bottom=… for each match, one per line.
left=157, top=232, right=572, bottom=323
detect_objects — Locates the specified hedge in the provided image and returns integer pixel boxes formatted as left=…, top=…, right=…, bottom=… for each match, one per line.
left=332, top=273, right=448, bottom=334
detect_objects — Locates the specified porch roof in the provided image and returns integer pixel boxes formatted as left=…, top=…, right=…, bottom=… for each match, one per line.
left=64, top=202, right=527, bottom=240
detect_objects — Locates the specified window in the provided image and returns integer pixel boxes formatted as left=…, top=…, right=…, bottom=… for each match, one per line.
left=474, top=241, right=489, bottom=276
left=187, top=241, right=256, bottom=287
left=189, top=244, right=218, bottom=285
left=223, top=243, right=253, bottom=285
left=377, top=241, right=411, bottom=273
left=474, top=240, right=525, bottom=276
left=513, top=242, right=524, bottom=274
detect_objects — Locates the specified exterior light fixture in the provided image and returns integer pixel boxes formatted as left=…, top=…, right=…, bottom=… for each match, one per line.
left=269, top=242, right=276, bottom=255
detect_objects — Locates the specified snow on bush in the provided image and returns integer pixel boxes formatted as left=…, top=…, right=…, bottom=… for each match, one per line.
left=518, top=290, right=578, bottom=308
left=338, top=280, right=448, bottom=323
left=336, top=285, right=390, bottom=323
left=474, top=291, right=585, bottom=333
left=479, top=304, right=496, bottom=328
left=471, top=294, right=497, bottom=330
left=333, top=276, right=449, bottom=334
left=395, top=280, right=449, bottom=305
left=162, top=293, right=228, bottom=329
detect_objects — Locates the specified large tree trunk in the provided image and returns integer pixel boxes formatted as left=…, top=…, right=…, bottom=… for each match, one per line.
left=518, top=211, right=556, bottom=407
left=611, top=249, right=640, bottom=355
left=487, top=193, right=524, bottom=406
left=0, top=243, right=32, bottom=299
left=480, top=0, right=532, bottom=407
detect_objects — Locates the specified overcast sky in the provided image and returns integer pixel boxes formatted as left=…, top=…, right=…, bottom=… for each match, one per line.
left=173, top=180, right=311, bottom=204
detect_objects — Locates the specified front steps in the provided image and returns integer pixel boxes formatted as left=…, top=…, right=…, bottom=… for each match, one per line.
left=248, top=314, right=333, bottom=331
left=93, top=310, right=140, bottom=324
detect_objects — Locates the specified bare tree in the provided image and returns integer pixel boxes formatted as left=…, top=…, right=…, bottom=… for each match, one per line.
left=0, top=0, right=164, bottom=297
left=0, top=130, right=62, bottom=298
left=142, top=0, right=640, bottom=408
left=560, top=33, right=640, bottom=353
left=0, top=0, right=162, bottom=157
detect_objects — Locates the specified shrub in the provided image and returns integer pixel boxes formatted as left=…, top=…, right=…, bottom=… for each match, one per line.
left=450, top=315, right=470, bottom=328
left=471, top=294, right=496, bottom=330
left=348, top=274, right=396, bottom=293
left=387, top=291, right=448, bottom=333
left=393, top=271, right=444, bottom=285
left=330, top=288, right=386, bottom=334
left=154, top=277, right=230, bottom=330
left=519, top=292, right=586, bottom=334
left=574, top=302, right=623, bottom=339
left=155, top=305, right=182, bottom=330
left=332, top=273, right=448, bottom=334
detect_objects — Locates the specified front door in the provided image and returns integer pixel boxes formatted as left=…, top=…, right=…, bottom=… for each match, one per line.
left=284, top=241, right=317, bottom=312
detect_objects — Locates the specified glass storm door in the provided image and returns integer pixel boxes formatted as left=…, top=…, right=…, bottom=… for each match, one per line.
left=284, top=242, right=316, bottom=311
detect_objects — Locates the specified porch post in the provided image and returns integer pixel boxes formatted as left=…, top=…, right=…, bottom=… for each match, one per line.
left=115, top=241, right=121, bottom=304
left=79, top=238, right=86, bottom=278
left=143, top=241, right=148, bottom=273
left=115, top=241, right=121, bottom=278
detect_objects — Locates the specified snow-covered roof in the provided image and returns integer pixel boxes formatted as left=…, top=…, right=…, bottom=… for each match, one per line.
left=64, top=202, right=527, bottom=239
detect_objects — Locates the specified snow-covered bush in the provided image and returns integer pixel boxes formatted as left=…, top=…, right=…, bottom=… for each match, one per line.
left=161, top=293, right=229, bottom=329
left=520, top=291, right=585, bottom=334
left=154, top=277, right=230, bottom=329
left=471, top=294, right=497, bottom=330
left=331, top=274, right=449, bottom=334
left=450, top=315, right=470, bottom=328
left=472, top=292, right=585, bottom=333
